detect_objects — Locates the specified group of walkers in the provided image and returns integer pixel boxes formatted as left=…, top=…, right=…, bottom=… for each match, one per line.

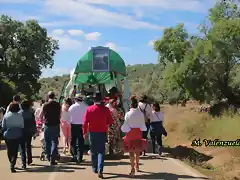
left=0, top=90, right=167, bottom=178
left=0, top=95, right=36, bottom=172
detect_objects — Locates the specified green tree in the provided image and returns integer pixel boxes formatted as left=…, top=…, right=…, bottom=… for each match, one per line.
left=184, top=0, right=240, bottom=105
left=153, top=0, right=240, bottom=106
left=0, top=15, right=59, bottom=106
left=154, top=23, right=190, bottom=65
left=154, top=24, right=191, bottom=102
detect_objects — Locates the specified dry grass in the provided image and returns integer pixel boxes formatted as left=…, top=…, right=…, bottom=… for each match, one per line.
left=162, top=105, right=240, bottom=180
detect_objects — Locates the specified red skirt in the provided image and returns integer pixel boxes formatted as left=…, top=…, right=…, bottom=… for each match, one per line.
left=123, top=128, right=148, bottom=152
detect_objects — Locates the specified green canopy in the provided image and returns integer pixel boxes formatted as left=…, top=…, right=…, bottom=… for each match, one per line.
left=73, top=47, right=126, bottom=84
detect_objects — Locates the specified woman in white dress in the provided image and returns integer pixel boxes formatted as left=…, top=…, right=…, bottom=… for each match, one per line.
left=121, top=96, right=147, bottom=176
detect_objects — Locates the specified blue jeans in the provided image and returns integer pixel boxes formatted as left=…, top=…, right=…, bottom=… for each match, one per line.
left=44, top=125, right=59, bottom=163
left=89, top=132, right=107, bottom=173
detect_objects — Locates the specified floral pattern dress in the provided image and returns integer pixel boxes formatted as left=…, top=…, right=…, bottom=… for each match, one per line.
left=108, top=107, right=124, bottom=156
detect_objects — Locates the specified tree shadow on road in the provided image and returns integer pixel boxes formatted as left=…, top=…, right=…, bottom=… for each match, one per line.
left=25, top=164, right=85, bottom=173
left=105, top=161, right=132, bottom=166
left=140, top=155, right=168, bottom=160
left=103, top=172, right=209, bottom=179
left=58, top=155, right=142, bottom=166
left=105, top=154, right=128, bottom=160
left=32, top=155, right=40, bottom=159
left=163, top=145, right=213, bottom=163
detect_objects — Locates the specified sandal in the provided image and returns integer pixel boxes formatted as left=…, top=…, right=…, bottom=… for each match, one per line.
left=63, top=149, right=66, bottom=154
left=129, top=168, right=135, bottom=176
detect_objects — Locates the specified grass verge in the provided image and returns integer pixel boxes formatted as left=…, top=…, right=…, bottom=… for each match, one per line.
left=162, top=106, right=240, bottom=180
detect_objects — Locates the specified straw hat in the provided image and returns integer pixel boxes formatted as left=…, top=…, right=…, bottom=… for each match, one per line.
left=74, top=93, right=83, bottom=100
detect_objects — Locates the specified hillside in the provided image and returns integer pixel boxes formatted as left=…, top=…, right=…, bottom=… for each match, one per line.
left=38, top=63, right=163, bottom=100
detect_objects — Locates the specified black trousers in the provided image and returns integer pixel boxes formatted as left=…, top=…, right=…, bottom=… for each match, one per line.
left=150, top=121, right=164, bottom=153
left=20, top=134, right=33, bottom=165
left=142, top=122, right=150, bottom=139
left=151, top=134, right=162, bottom=153
left=5, top=138, right=21, bottom=168
left=71, top=124, right=84, bottom=161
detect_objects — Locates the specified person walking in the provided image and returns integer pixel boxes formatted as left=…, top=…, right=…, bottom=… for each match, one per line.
left=150, top=102, right=167, bottom=155
left=40, top=91, right=61, bottom=166
left=35, top=100, right=45, bottom=137
left=61, top=97, right=72, bottom=155
left=83, top=93, right=113, bottom=178
left=68, top=94, right=88, bottom=163
left=2, top=103, right=24, bottom=173
left=19, top=100, right=37, bottom=168
left=138, top=94, right=152, bottom=156
left=35, top=100, right=45, bottom=121
left=121, top=96, right=147, bottom=176
left=106, top=99, right=123, bottom=156
left=5, top=95, right=22, bottom=113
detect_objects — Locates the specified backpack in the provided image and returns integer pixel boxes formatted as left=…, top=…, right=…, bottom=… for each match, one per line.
left=139, top=104, right=150, bottom=123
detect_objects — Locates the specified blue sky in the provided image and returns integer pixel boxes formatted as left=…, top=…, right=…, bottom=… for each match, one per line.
left=0, top=0, right=217, bottom=77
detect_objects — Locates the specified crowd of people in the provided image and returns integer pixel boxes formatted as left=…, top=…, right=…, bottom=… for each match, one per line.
left=0, top=89, right=167, bottom=178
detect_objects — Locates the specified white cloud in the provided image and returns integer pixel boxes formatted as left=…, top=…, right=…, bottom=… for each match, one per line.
left=50, top=29, right=102, bottom=50
left=105, top=42, right=130, bottom=52
left=85, top=32, right=101, bottom=41
left=51, top=34, right=82, bottom=51
left=105, top=42, right=117, bottom=51
left=68, top=29, right=84, bottom=36
left=78, top=0, right=213, bottom=12
left=147, top=40, right=155, bottom=47
left=1, top=0, right=216, bottom=32
left=9, top=0, right=214, bottom=30
left=1, top=0, right=216, bottom=13
left=39, top=21, right=74, bottom=27
left=52, top=29, right=65, bottom=36
left=44, top=0, right=164, bottom=30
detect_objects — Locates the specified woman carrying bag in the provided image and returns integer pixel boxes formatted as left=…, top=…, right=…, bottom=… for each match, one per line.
left=2, top=103, right=24, bottom=173
left=150, top=102, right=167, bottom=155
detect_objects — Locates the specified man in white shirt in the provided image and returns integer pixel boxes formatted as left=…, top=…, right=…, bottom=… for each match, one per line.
left=138, top=94, right=152, bottom=156
left=68, top=94, right=88, bottom=163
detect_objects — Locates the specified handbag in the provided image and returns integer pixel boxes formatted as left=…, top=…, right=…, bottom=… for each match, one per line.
left=3, top=127, right=23, bottom=140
